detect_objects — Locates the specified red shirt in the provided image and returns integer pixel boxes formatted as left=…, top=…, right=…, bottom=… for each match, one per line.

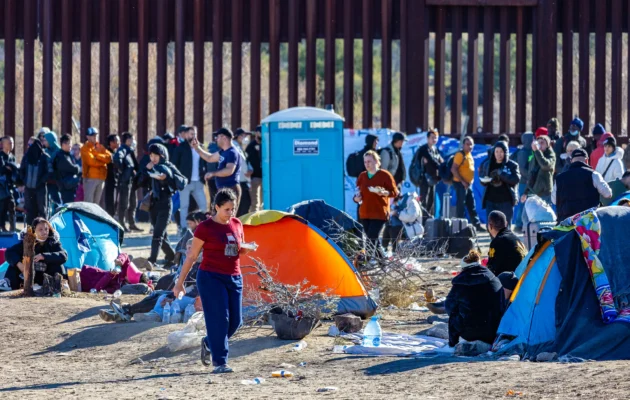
left=194, top=217, right=244, bottom=276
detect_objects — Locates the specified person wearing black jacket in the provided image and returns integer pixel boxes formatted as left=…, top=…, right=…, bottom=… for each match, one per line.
left=114, top=132, right=142, bottom=232
left=54, top=134, right=82, bottom=204
left=479, top=141, right=521, bottom=226
left=414, top=129, right=443, bottom=215
left=0, top=137, right=18, bottom=232
left=445, top=250, right=506, bottom=347
left=246, top=126, right=263, bottom=213
left=172, top=126, right=207, bottom=230
left=136, top=143, right=188, bottom=268
left=104, top=134, right=121, bottom=217
left=20, top=138, right=50, bottom=225
left=3, top=217, right=68, bottom=290
left=486, top=211, right=528, bottom=277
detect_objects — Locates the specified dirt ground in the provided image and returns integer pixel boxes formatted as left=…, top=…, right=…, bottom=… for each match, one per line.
left=1, top=222, right=630, bottom=400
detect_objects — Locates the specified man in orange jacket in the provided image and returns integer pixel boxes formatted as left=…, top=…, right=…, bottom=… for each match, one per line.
left=80, top=127, right=112, bottom=204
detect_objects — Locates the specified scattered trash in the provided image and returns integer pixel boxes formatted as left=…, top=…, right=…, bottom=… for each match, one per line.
left=130, top=358, right=145, bottom=365
left=450, top=271, right=459, bottom=276
left=90, top=288, right=97, bottom=294
left=298, top=362, right=307, bottom=367
left=498, top=355, right=521, bottom=362
left=424, top=289, right=437, bottom=303
left=432, top=266, right=445, bottom=273
left=405, top=263, right=424, bottom=273
left=506, top=389, right=523, bottom=397
left=332, top=345, right=353, bottom=354
left=113, top=289, right=122, bottom=299
left=241, top=378, right=265, bottom=385
left=279, top=363, right=296, bottom=369
left=368, top=289, right=380, bottom=301
left=317, top=387, right=339, bottom=393
left=271, top=370, right=294, bottom=378
left=408, top=302, right=428, bottom=311
left=328, top=325, right=340, bottom=337
left=385, top=305, right=398, bottom=310
left=167, top=312, right=206, bottom=352
left=535, top=352, right=556, bottom=362
left=52, top=293, right=61, bottom=298
left=291, top=341, right=308, bottom=352
left=183, top=304, right=196, bottom=323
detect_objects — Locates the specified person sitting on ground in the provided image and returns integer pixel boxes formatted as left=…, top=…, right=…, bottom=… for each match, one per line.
left=101, top=239, right=203, bottom=323
left=445, top=250, right=506, bottom=348
left=174, top=211, right=207, bottom=269
left=1, top=217, right=68, bottom=291
left=486, top=211, right=527, bottom=277
left=497, top=271, right=519, bottom=307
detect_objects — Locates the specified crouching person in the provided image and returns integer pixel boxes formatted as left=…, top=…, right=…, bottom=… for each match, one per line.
left=445, top=250, right=506, bottom=347
left=2, top=217, right=68, bottom=291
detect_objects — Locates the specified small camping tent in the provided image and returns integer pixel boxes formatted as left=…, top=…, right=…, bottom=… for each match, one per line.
left=239, top=210, right=376, bottom=318
left=495, top=206, right=630, bottom=360
left=50, top=202, right=124, bottom=271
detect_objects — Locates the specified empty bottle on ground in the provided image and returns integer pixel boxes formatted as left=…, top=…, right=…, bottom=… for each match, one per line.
left=162, top=302, right=171, bottom=324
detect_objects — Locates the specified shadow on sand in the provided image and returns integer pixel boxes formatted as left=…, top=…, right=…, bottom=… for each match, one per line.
left=57, top=305, right=103, bottom=324
left=0, top=372, right=207, bottom=393
left=32, top=322, right=160, bottom=356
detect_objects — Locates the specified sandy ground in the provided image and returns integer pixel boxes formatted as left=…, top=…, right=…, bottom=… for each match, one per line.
left=1, top=222, right=630, bottom=400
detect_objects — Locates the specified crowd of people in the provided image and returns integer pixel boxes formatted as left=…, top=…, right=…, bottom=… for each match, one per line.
left=0, top=125, right=263, bottom=249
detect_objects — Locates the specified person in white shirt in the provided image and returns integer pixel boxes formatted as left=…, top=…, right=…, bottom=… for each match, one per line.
left=595, top=136, right=625, bottom=182
left=172, top=125, right=208, bottom=233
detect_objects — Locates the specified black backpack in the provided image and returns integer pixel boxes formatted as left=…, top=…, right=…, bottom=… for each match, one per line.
left=346, top=150, right=366, bottom=178
left=439, top=151, right=463, bottom=184
left=409, top=152, right=424, bottom=187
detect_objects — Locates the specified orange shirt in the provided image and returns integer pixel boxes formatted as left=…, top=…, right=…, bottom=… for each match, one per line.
left=356, top=170, right=399, bottom=221
left=80, top=141, right=112, bottom=180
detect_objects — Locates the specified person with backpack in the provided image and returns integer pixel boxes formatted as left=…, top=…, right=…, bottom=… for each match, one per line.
left=379, top=132, right=407, bottom=187
left=137, top=143, right=188, bottom=269
left=451, top=136, right=484, bottom=231
left=410, top=129, right=442, bottom=215
left=346, top=134, right=379, bottom=179
left=20, top=138, right=50, bottom=225
left=479, top=141, right=521, bottom=227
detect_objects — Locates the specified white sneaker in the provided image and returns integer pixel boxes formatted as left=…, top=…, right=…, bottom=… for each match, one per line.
left=133, top=311, right=162, bottom=323
left=0, top=278, right=11, bottom=291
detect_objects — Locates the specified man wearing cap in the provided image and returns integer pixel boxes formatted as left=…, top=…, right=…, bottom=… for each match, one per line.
left=246, top=126, right=263, bottom=213
left=380, top=132, right=407, bottom=187
left=81, top=127, right=112, bottom=204
left=552, top=148, right=612, bottom=222
left=172, top=125, right=208, bottom=232
left=554, top=117, right=588, bottom=175
left=192, top=127, right=242, bottom=208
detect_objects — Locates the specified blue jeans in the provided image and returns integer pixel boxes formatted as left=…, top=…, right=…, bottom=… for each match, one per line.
left=514, top=183, right=527, bottom=229
left=453, top=181, right=481, bottom=226
left=485, top=201, right=514, bottom=228
left=197, top=269, right=243, bottom=367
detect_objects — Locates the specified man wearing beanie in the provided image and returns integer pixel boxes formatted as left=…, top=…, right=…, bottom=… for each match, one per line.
left=553, top=148, right=612, bottom=222
left=554, top=117, right=587, bottom=175
left=595, top=136, right=625, bottom=182
left=546, top=118, right=561, bottom=144
left=380, top=132, right=407, bottom=187
left=521, top=134, right=555, bottom=209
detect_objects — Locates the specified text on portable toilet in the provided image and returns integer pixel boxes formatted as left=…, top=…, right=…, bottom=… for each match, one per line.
left=293, top=139, right=319, bottom=155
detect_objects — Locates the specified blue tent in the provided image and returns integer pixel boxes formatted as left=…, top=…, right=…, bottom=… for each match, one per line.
left=495, top=207, right=630, bottom=360
left=50, top=202, right=124, bottom=271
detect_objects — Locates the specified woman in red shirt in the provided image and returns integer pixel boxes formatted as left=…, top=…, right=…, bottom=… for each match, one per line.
left=174, top=188, right=252, bottom=374
left=353, top=150, right=398, bottom=258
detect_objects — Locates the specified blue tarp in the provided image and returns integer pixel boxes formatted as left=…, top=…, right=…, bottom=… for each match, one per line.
left=50, top=202, right=123, bottom=271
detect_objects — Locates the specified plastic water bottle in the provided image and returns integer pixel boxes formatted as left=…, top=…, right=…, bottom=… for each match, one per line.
left=113, top=290, right=122, bottom=299
left=171, top=302, right=182, bottom=324
left=162, top=302, right=171, bottom=324
left=90, top=288, right=97, bottom=294
left=362, top=316, right=382, bottom=347
left=241, top=378, right=265, bottom=385
left=291, top=341, right=307, bottom=352
left=183, top=304, right=196, bottom=323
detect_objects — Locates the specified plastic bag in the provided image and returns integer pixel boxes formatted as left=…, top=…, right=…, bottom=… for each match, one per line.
left=525, top=196, right=556, bottom=223
left=166, top=311, right=206, bottom=352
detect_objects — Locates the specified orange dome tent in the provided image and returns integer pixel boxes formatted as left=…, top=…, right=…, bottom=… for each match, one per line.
left=239, top=211, right=376, bottom=317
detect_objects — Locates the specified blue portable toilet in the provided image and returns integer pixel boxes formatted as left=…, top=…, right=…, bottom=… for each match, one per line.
left=261, top=107, right=345, bottom=211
